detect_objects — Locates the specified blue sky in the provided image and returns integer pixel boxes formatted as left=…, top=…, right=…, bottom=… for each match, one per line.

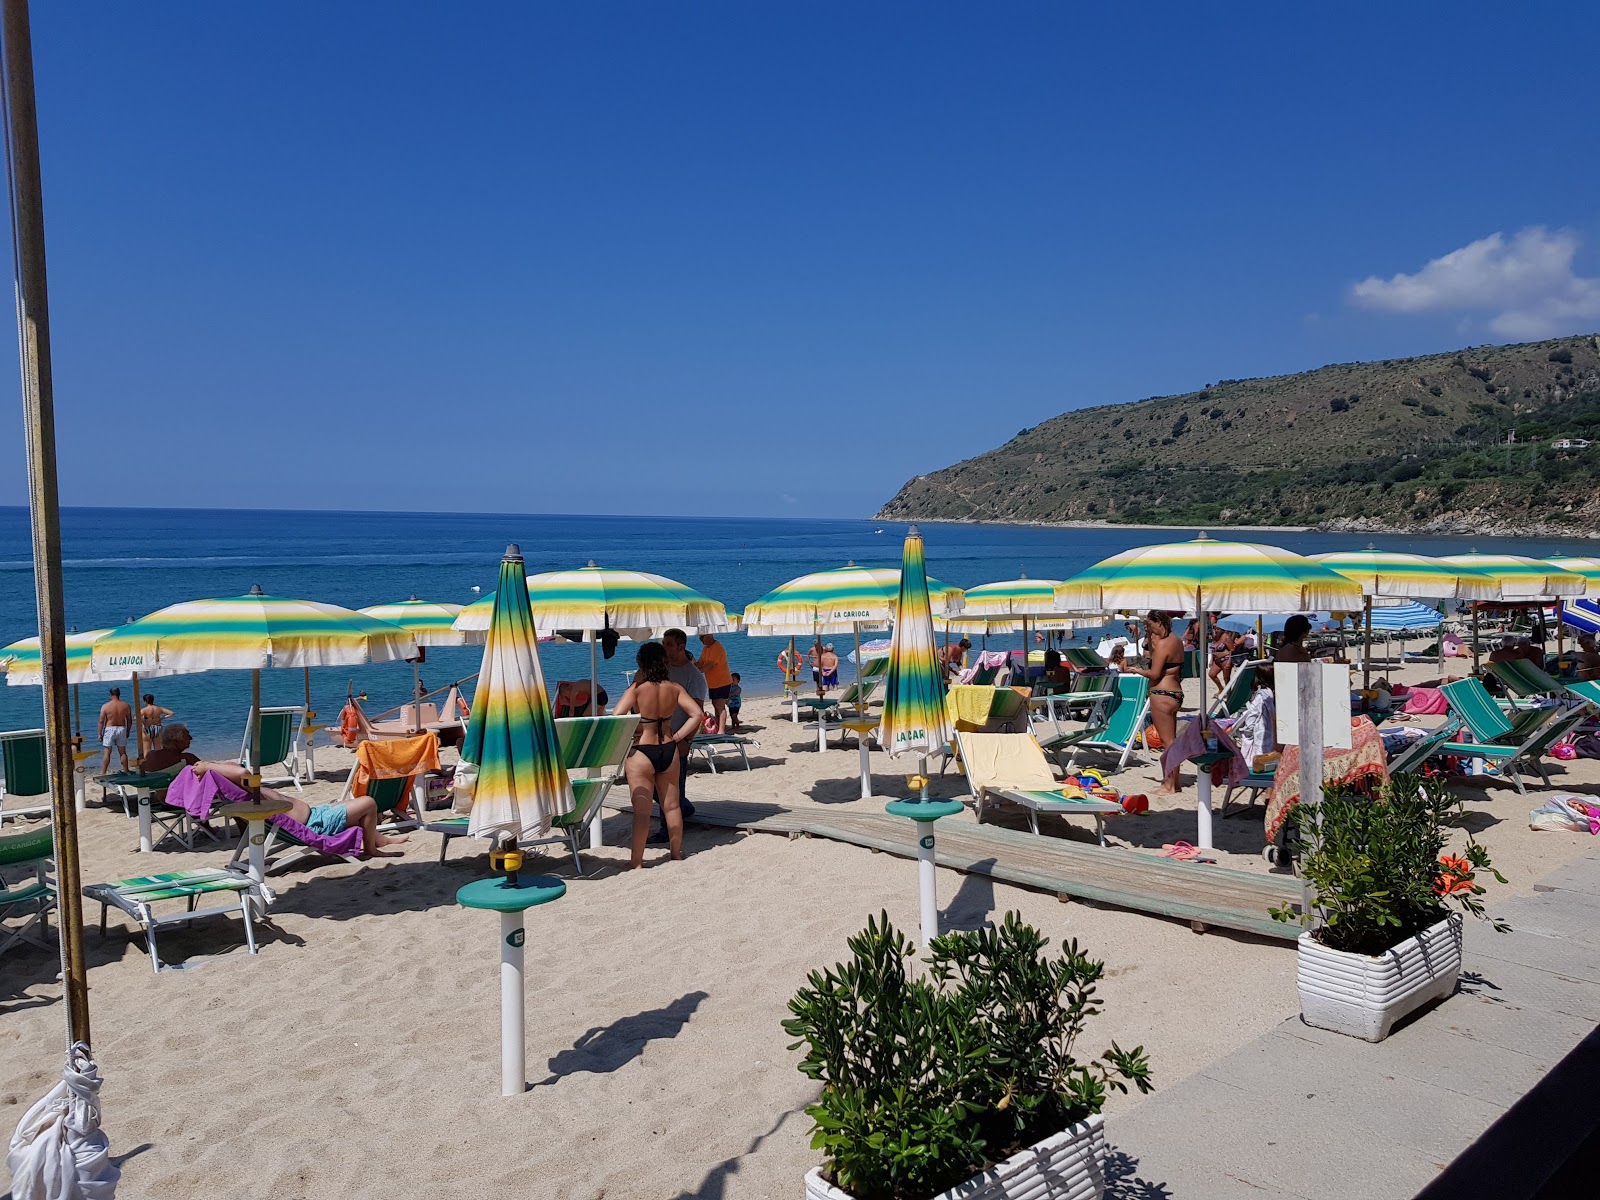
left=2, top=2, right=1597, bottom=518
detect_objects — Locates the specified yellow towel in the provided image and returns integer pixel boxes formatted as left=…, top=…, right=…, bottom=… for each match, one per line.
left=947, top=685, right=998, bottom=727
left=957, top=732, right=1059, bottom=792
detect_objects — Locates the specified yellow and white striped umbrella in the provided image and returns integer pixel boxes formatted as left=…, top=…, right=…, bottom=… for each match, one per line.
left=1440, top=552, right=1585, bottom=601
left=1309, top=547, right=1501, bottom=601
left=452, top=562, right=729, bottom=635
left=741, top=562, right=964, bottom=637
left=360, top=597, right=480, bottom=646
left=1, top=628, right=169, bottom=687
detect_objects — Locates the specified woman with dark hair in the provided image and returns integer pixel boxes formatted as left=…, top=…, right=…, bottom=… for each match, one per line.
left=1276, top=614, right=1313, bottom=663
left=611, top=641, right=706, bottom=868
left=1128, top=609, right=1186, bottom=793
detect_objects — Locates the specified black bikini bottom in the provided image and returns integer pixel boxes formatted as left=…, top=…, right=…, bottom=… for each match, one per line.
left=631, top=743, right=678, bottom=772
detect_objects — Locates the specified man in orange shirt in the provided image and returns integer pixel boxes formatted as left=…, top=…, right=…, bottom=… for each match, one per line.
left=697, top=632, right=734, bottom=733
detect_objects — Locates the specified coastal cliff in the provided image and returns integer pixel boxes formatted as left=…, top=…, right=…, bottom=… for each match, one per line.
left=877, top=334, right=1600, bottom=536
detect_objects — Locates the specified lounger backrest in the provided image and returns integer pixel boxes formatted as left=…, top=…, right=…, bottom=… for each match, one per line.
left=252, top=709, right=299, bottom=764
left=556, top=715, right=641, bottom=772
left=1488, top=658, right=1560, bottom=698
left=1216, top=663, right=1257, bottom=716
left=0, top=730, right=48, bottom=799
left=1441, top=680, right=1515, bottom=742
left=367, top=774, right=412, bottom=813
left=1103, top=675, right=1149, bottom=745
left=1386, top=720, right=1460, bottom=776
left=861, top=656, right=890, bottom=680
left=0, top=824, right=52, bottom=867
left=1568, top=679, right=1600, bottom=707
left=955, top=731, right=1058, bottom=792
left=970, top=665, right=998, bottom=686
left=1520, top=702, right=1591, bottom=754
left=1071, top=671, right=1109, bottom=695
left=1061, top=648, right=1106, bottom=670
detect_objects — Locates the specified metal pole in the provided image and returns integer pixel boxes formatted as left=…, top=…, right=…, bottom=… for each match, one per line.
left=131, top=669, right=142, bottom=760
left=500, top=909, right=526, bottom=1096
left=1363, top=596, right=1372, bottom=692
left=3, top=0, right=88, bottom=1047
left=249, top=668, right=262, bottom=796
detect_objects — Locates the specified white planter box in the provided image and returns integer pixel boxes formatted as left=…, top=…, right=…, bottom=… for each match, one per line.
left=803, top=1112, right=1106, bottom=1200
left=1297, top=913, right=1463, bottom=1042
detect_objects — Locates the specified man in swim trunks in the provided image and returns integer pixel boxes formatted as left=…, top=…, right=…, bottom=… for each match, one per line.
left=661, top=629, right=709, bottom=824
left=183, top=756, right=408, bottom=858
left=696, top=632, right=733, bottom=733
left=98, top=687, right=134, bottom=774
left=819, top=644, right=840, bottom=690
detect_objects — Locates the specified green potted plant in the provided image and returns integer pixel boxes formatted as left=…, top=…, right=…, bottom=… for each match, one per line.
left=1271, top=774, right=1506, bottom=1042
left=783, top=911, right=1151, bottom=1200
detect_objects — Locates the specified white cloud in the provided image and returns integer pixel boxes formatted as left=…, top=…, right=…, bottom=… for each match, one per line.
left=1349, top=226, right=1600, bottom=339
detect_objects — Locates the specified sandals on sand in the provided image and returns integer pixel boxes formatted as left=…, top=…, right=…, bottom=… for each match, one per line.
left=1158, top=841, right=1217, bottom=864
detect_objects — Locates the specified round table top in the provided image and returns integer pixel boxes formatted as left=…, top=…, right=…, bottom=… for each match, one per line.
left=457, top=874, right=567, bottom=913
left=217, top=799, right=292, bottom=821
left=885, top=798, right=965, bottom=822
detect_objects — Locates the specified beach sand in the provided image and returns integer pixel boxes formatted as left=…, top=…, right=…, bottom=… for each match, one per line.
left=4, top=660, right=1597, bottom=1199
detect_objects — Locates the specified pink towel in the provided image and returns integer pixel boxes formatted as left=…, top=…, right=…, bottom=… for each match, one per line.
left=162, top=768, right=251, bottom=820
left=1403, top=687, right=1448, bottom=715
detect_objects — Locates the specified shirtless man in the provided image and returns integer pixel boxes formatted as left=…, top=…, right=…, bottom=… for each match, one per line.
left=98, top=687, right=133, bottom=774
left=1573, top=634, right=1600, bottom=682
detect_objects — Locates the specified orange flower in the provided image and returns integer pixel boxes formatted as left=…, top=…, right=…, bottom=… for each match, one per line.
left=1433, top=855, right=1474, bottom=896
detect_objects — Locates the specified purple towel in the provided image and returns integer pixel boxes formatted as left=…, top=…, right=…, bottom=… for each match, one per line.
left=268, top=813, right=364, bottom=858
left=162, top=768, right=251, bottom=820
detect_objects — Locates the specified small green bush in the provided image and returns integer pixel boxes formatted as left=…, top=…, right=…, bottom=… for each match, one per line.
left=1549, top=348, right=1573, bottom=364
left=785, top=913, right=1152, bottom=1200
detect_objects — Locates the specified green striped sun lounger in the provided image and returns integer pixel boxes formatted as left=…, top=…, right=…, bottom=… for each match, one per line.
left=691, top=733, right=757, bottom=772
left=1441, top=678, right=1560, bottom=746
left=1436, top=682, right=1592, bottom=794
left=1037, top=674, right=1149, bottom=774
left=238, top=705, right=309, bottom=791
left=0, top=824, right=55, bottom=958
left=0, top=728, right=51, bottom=826
left=1488, top=657, right=1600, bottom=711
left=957, top=730, right=1122, bottom=845
left=429, top=714, right=640, bottom=875
left=84, top=867, right=257, bottom=974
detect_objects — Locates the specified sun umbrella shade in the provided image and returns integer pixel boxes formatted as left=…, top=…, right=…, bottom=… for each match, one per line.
left=462, top=547, right=573, bottom=840
left=359, top=598, right=479, bottom=646
left=1439, top=553, right=1586, bottom=602
left=1308, top=548, right=1500, bottom=600
left=741, top=563, right=964, bottom=637
left=878, top=529, right=955, bottom=757
left=452, top=563, right=730, bottom=635
left=1545, top=556, right=1600, bottom=589
left=959, top=576, right=1068, bottom=617
left=1, top=628, right=166, bottom=687
left=1559, top=599, right=1600, bottom=636
left=1366, top=601, right=1444, bottom=632
left=91, top=590, right=417, bottom=673
left=1056, top=534, right=1363, bottom=614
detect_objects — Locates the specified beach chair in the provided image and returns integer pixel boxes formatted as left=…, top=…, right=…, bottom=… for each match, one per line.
left=229, top=812, right=366, bottom=876
left=429, top=714, right=639, bottom=875
left=1220, top=766, right=1276, bottom=819
left=335, top=731, right=441, bottom=831
left=956, top=730, right=1121, bottom=845
left=1037, top=675, right=1149, bottom=774
left=1488, top=658, right=1600, bottom=710
left=691, top=733, right=757, bottom=772
left=0, top=824, right=55, bottom=958
left=85, top=867, right=258, bottom=974
left=554, top=680, right=602, bottom=718
left=1441, top=678, right=1555, bottom=746
left=1059, top=648, right=1106, bottom=671
left=1435, top=685, right=1592, bottom=794
left=1208, top=662, right=1258, bottom=718
left=1385, top=720, right=1462, bottom=777
left=0, top=729, right=51, bottom=825
left=239, top=706, right=308, bottom=791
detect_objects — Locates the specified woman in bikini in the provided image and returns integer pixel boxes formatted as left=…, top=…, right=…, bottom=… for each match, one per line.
left=611, top=640, right=706, bottom=868
left=1129, top=609, right=1185, bottom=794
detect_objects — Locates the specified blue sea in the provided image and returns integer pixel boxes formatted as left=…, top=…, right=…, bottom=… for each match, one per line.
left=1, top=506, right=1593, bottom=756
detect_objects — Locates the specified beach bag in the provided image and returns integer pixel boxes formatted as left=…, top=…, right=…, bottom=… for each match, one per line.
left=1529, top=794, right=1600, bottom=834
left=451, top=761, right=479, bottom=814
left=1572, top=733, right=1600, bottom=760
left=1403, top=687, right=1448, bottom=716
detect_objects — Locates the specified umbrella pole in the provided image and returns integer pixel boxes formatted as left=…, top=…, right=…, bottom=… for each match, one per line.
left=589, top=634, right=604, bottom=850
left=411, top=659, right=421, bottom=732
left=853, top=621, right=863, bottom=704
left=1194, top=590, right=1214, bottom=851
left=1472, top=606, right=1481, bottom=675
left=71, top=681, right=79, bottom=745
left=131, top=669, right=142, bottom=761
left=1363, top=597, right=1372, bottom=692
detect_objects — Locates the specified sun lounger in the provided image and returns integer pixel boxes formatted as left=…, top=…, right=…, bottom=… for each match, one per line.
left=691, top=733, right=756, bottom=772
left=0, top=824, right=55, bottom=958
left=1037, top=675, right=1149, bottom=774
left=1385, top=720, right=1461, bottom=777
left=1488, top=658, right=1600, bottom=710
left=335, top=731, right=442, bottom=831
left=1219, top=767, right=1275, bottom=819
left=0, top=729, right=51, bottom=825
left=239, top=705, right=309, bottom=791
left=85, top=867, right=258, bottom=973
left=1436, top=683, right=1593, bottom=794
left=1059, top=648, right=1106, bottom=671
left=957, top=730, right=1121, bottom=845
left=1209, top=662, right=1258, bottom=718
left=230, top=813, right=365, bottom=875
left=430, top=714, right=639, bottom=875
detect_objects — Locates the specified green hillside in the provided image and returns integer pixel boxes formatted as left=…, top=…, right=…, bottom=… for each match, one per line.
left=877, top=334, right=1600, bottom=536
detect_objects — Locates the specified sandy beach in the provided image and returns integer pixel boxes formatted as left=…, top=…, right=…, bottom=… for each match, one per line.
left=4, top=659, right=1598, bottom=1200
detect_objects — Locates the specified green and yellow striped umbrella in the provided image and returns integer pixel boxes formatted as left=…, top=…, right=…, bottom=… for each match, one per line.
left=740, top=562, right=964, bottom=637
left=1440, top=552, right=1585, bottom=601
left=452, top=562, right=729, bottom=635
left=461, top=545, right=573, bottom=841
left=1545, top=555, right=1600, bottom=589
left=1, top=628, right=143, bottom=687
left=879, top=527, right=955, bottom=759
left=959, top=575, right=1067, bottom=617
left=360, top=597, right=479, bottom=646
left=1308, top=547, right=1501, bottom=600
left=1055, top=534, right=1363, bottom=614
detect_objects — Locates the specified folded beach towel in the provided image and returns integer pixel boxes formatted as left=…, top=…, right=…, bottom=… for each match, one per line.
left=947, top=685, right=998, bottom=727
left=351, top=732, right=441, bottom=798
left=163, top=768, right=251, bottom=820
left=269, top=812, right=364, bottom=857
left=1403, top=687, right=1448, bottom=715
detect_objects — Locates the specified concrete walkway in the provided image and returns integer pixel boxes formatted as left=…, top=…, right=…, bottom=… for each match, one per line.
left=1106, top=847, right=1600, bottom=1199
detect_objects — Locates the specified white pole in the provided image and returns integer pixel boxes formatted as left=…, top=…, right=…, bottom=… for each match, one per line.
left=816, top=710, right=828, bottom=753
left=916, top=827, right=938, bottom=946
left=246, top=817, right=268, bottom=890
left=852, top=621, right=863, bottom=705
left=137, top=793, right=152, bottom=853
left=857, top=735, right=872, bottom=800
left=412, top=659, right=422, bottom=733
left=1363, top=596, right=1373, bottom=692
left=589, top=634, right=605, bottom=850
left=1196, top=772, right=1213, bottom=850
left=499, top=909, right=525, bottom=1097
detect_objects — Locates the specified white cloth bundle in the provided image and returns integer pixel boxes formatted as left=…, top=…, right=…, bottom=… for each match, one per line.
left=7, top=1042, right=119, bottom=1200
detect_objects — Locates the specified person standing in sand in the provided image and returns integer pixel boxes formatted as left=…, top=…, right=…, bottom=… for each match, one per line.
left=140, top=693, right=173, bottom=749
left=661, top=628, right=709, bottom=826
left=98, top=686, right=133, bottom=774
left=1127, top=611, right=1184, bottom=794
left=612, top=641, right=704, bottom=868
left=819, top=644, right=840, bottom=690
left=696, top=632, right=733, bottom=732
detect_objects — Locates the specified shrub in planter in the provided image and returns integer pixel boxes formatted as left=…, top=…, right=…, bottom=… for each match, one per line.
left=783, top=911, right=1151, bottom=1200
left=1271, top=775, right=1507, bottom=1039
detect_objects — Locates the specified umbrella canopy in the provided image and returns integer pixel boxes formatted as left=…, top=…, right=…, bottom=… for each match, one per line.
left=359, top=597, right=480, bottom=646
left=1056, top=534, right=1362, bottom=614
left=461, top=545, right=573, bottom=841
left=959, top=576, right=1067, bottom=617
left=452, top=562, right=730, bottom=635
left=1545, top=555, right=1600, bottom=589
left=741, top=562, right=964, bottom=637
left=1, top=628, right=163, bottom=687
left=878, top=528, right=955, bottom=758
left=91, top=588, right=417, bottom=673
left=1366, top=601, right=1444, bottom=632
left=1559, top=599, right=1600, bottom=636
left=1438, top=553, right=1585, bottom=601
left=1308, top=547, right=1500, bottom=600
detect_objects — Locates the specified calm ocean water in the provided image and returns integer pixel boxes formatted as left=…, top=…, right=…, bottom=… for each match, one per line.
left=1, top=506, right=1593, bottom=757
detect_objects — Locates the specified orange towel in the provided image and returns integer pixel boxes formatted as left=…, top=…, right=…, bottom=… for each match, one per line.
left=352, top=731, right=440, bottom=797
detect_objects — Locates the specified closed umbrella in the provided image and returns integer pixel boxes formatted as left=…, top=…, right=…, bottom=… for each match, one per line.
left=1058, top=533, right=1362, bottom=849
left=877, top=527, right=960, bottom=946
left=361, top=597, right=479, bottom=731
left=1309, top=547, right=1500, bottom=689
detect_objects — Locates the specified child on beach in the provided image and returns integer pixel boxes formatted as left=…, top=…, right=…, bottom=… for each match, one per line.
left=728, top=673, right=743, bottom=730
